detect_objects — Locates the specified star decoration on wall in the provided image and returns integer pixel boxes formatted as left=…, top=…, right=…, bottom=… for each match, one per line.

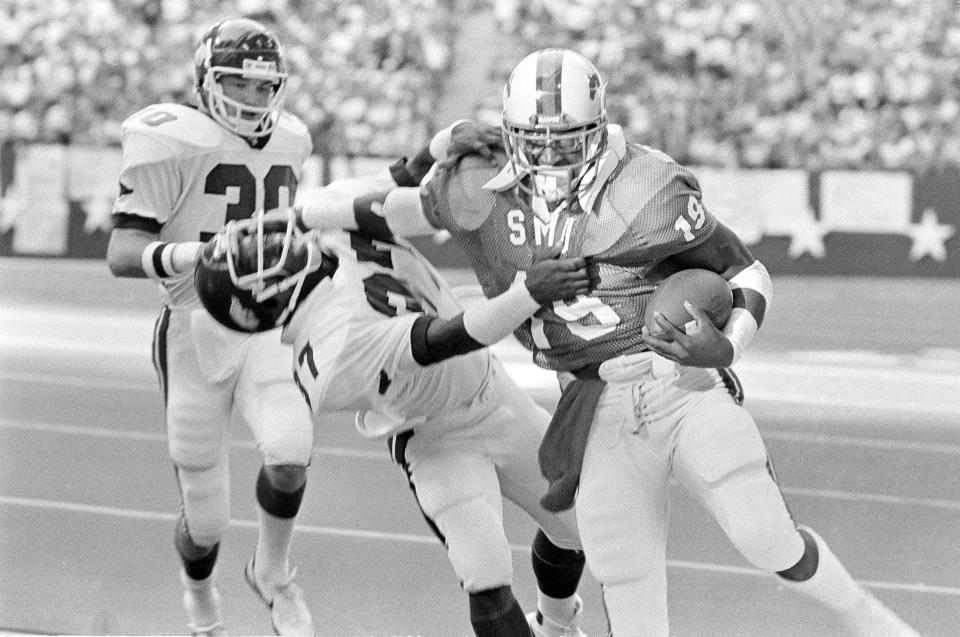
left=788, top=211, right=827, bottom=259
left=907, top=208, right=955, bottom=262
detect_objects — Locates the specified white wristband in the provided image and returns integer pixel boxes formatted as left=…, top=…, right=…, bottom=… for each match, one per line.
left=299, top=198, right=357, bottom=231
left=140, top=241, right=202, bottom=279
left=721, top=307, right=758, bottom=366
left=462, top=283, right=540, bottom=345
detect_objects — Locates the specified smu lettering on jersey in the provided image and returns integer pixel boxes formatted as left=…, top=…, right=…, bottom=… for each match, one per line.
left=112, top=103, right=312, bottom=308
left=422, top=126, right=718, bottom=372
left=282, top=230, right=493, bottom=439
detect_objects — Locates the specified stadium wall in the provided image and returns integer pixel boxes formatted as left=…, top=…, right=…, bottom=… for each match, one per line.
left=0, top=143, right=957, bottom=277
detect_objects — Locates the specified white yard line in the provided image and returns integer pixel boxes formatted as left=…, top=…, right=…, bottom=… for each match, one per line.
left=2, top=493, right=958, bottom=597
left=2, top=416, right=958, bottom=511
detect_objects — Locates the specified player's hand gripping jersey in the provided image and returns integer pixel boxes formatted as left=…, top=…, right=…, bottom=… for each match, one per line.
left=282, top=231, right=495, bottom=438
left=422, top=127, right=718, bottom=372
left=113, top=103, right=312, bottom=308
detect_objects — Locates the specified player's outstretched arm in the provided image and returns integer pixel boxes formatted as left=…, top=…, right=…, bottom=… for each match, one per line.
left=297, top=120, right=502, bottom=238
left=297, top=186, right=435, bottom=241
left=410, top=249, right=591, bottom=366
left=107, top=226, right=201, bottom=279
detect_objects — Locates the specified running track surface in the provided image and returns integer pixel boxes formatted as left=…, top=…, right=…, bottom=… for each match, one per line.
left=1, top=258, right=958, bottom=636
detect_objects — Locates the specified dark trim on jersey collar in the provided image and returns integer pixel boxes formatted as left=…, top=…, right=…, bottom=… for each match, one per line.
left=284, top=253, right=338, bottom=325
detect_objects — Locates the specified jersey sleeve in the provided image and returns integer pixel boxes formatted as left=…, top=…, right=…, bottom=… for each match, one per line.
left=421, top=155, right=502, bottom=232
left=111, top=129, right=180, bottom=228
left=606, top=157, right=719, bottom=263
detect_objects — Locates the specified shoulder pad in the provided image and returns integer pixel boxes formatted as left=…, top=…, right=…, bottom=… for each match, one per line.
left=275, top=111, right=310, bottom=138
left=265, top=111, right=312, bottom=155
left=122, top=104, right=225, bottom=149
left=581, top=150, right=701, bottom=255
left=436, top=153, right=501, bottom=231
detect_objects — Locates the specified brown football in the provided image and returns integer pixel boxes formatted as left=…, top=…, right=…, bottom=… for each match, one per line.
left=643, top=269, right=733, bottom=334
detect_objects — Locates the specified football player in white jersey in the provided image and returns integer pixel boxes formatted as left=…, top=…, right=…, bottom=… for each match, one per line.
left=294, top=50, right=920, bottom=637
left=194, top=210, right=593, bottom=637
left=106, top=17, right=529, bottom=636
left=106, top=18, right=319, bottom=636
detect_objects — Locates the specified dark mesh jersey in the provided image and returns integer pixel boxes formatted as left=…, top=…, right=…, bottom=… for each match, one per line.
left=422, top=142, right=718, bottom=372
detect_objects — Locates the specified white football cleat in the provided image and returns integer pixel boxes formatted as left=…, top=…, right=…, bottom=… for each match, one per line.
left=244, top=558, right=315, bottom=637
left=526, top=595, right=587, bottom=637
left=839, top=592, right=922, bottom=637
left=180, top=570, right=226, bottom=637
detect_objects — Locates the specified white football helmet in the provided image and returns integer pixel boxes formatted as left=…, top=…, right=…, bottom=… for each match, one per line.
left=502, top=48, right=608, bottom=204
left=193, top=18, right=288, bottom=138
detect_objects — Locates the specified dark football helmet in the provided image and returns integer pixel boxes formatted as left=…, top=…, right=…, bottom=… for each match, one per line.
left=195, top=209, right=319, bottom=333
left=193, top=17, right=287, bottom=138
left=502, top=48, right=608, bottom=204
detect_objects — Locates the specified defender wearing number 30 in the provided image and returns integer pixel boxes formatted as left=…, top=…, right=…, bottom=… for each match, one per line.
left=107, top=18, right=318, bottom=636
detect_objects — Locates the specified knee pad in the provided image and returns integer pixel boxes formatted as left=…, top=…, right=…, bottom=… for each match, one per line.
left=174, top=511, right=220, bottom=580
left=439, top=496, right=513, bottom=593
left=256, top=465, right=306, bottom=519
left=531, top=529, right=585, bottom=599
left=176, top=462, right=230, bottom=547
left=469, top=585, right=527, bottom=633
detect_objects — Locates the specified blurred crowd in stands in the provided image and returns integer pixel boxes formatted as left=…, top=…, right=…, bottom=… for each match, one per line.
left=3, top=0, right=960, bottom=171
left=0, top=0, right=452, bottom=157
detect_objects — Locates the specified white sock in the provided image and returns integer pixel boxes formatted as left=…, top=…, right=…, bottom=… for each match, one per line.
left=537, top=591, right=579, bottom=625
left=181, top=569, right=222, bottom=627
left=254, top=505, right=295, bottom=587
left=782, top=526, right=863, bottom=611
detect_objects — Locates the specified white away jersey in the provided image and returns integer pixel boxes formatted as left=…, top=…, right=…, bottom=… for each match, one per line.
left=112, top=103, right=312, bottom=308
left=282, top=231, right=493, bottom=439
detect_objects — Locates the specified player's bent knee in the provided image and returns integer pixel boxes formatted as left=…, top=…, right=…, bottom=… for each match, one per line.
left=249, top=382, right=314, bottom=466
left=177, top=463, right=230, bottom=547
left=439, top=497, right=514, bottom=592
left=258, top=427, right=314, bottom=467
left=262, top=463, right=307, bottom=493
left=713, top=477, right=804, bottom=572
left=586, top=537, right=664, bottom=584
left=257, top=465, right=306, bottom=519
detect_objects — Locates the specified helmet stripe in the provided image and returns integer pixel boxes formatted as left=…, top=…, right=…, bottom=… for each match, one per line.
left=535, top=49, right=564, bottom=120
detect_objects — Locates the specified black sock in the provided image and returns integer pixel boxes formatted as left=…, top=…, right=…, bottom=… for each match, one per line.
left=174, top=513, right=219, bottom=581
left=469, top=586, right=532, bottom=637
left=256, top=466, right=306, bottom=519
left=777, top=527, right=819, bottom=582
left=531, top=529, right=585, bottom=599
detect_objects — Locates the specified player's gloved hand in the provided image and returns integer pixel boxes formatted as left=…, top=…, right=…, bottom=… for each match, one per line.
left=431, top=119, right=503, bottom=169
left=523, top=246, right=592, bottom=305
left=641, top=301, right=736, bottom=367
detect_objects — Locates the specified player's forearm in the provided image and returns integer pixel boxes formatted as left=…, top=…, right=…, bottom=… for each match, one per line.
left=299, top=186, right=435, bottom=239
left=722, top=259, right=772, bottom=364
left=409, top=283, right=541, bottom=365
left=107, top=228, right=200, bottom=279
left=390, top=118, right=472, bottom=186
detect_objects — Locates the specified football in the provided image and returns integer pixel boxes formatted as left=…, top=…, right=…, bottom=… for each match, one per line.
left=643, top=269, right=733, bottom=334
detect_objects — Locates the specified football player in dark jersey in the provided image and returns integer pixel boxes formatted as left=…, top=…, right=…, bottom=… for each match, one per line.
left=295, top=48, right=919, bottom=637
